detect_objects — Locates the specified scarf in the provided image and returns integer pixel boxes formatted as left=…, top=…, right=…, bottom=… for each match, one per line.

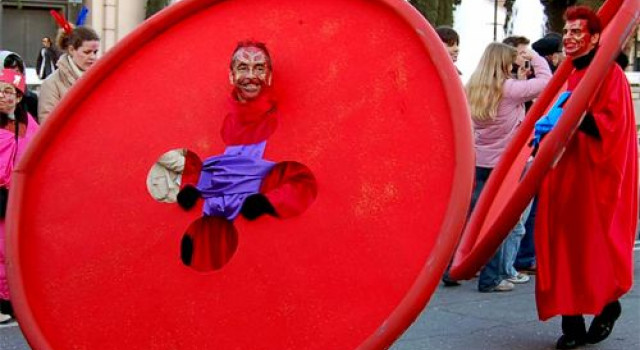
left=67, top=55, right=84, bottom=78
left=571, top=47, right=596, bottom=70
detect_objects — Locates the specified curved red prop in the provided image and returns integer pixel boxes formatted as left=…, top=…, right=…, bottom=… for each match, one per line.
left=49, top=10, right=72, bottom=34
left=7, top=0, right=473, bottom=349
left=449, top=0, right=639, bottom=280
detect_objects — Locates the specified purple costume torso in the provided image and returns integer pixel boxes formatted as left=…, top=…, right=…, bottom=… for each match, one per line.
left=196, top=141, right=274, bottom=219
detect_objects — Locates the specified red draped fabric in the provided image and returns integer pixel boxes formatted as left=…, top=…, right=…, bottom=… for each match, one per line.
left=261, top=161, right=317, bottom=219
left=221, top=89, right=278, bottom=146
left=183, top=216, right=238, bottom=272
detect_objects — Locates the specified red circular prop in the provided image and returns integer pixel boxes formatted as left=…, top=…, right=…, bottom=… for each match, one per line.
left=449, top=0, right=639, bottom=280
left=7, top=0, right=473, bottom=349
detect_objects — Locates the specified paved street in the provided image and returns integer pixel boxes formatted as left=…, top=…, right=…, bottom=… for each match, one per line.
left=1, top=249, right=638, bottom=349
left=392, top=250, right=640, bottom=350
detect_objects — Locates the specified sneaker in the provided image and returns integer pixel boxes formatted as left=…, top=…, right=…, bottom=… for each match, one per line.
left=507, top=272, right=530, bottom=284
left=0, top=313, right=11, bottom=324
left=480, top=280, right=514, bottom=292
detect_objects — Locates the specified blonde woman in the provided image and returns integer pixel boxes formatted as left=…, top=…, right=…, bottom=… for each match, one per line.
left=467, top=42, right=551, bottom=293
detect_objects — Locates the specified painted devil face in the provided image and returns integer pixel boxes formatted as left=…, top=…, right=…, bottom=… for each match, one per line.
left=229, top=47, right=272, bottom=102
left=563, top=19, right=599, bottom=58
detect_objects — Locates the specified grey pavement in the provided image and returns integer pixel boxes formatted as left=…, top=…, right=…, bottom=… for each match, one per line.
left=1, top=252, right=638, bottom=349
left=392, top=251, right=640, bottom=350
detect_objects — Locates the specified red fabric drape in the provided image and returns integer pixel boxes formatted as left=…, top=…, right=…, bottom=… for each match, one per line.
left=221, top=89, right=278, bottom=146
left=184, top=216, right=238, bottom=272
left=261, top=161, right=318, bottom=219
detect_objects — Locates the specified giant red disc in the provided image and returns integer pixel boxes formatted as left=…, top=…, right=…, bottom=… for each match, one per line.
left=7, top=0, right=473, bottom=349
left=449, top=0, right=639, bottom=280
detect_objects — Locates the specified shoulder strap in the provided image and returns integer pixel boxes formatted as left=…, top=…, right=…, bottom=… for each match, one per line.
left=10, top=118, right=20, bottom=166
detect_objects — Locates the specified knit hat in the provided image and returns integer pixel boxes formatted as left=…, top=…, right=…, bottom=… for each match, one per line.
left=0, top=68, right=26, bottom=94
left=532, top=33, right=562, bottom=57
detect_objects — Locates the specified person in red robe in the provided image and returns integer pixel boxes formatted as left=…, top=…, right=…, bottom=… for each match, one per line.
left=177, top=41, right=317, bottom=271
left=534, top=6, right=638, bottom=350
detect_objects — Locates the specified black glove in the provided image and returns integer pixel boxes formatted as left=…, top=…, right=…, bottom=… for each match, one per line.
left=529, top=132, right=547, bottom=157
left=0, top=187, right=8, bottom=219
left=240, top=193, right=276, bottom=220
left=180, top=235, right=193, bottom=266
left=578, top=112, right=600, bottom=139
left=177, top=185, right=200, bottom=210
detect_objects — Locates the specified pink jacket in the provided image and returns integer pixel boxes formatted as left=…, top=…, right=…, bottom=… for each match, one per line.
left=473, top=53, right=552, bottom=168
left=0, top=114, right=39, bottom=187
left=0, top=114, right=38, bottom=300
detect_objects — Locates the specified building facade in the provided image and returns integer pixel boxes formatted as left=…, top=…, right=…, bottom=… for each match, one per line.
left=0, top=0, right=146, bottom=67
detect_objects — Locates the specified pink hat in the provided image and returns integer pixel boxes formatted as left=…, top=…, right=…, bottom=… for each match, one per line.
left=0, top=68, right=26, bottom=94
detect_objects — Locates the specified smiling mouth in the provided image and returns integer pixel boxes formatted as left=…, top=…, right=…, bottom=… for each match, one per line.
left=241, top=84, right=260, bottom=93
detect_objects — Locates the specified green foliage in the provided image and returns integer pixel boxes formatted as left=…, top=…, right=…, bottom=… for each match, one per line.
left=576, top=0, right=605, bottom=9
left=408, top=0, right=456, bottom=27
left=146, top=0, right=170, bottom=19
left=541, top=0, right=605, bottom=34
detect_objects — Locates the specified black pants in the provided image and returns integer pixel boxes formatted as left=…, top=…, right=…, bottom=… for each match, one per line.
left=0, top=299, right=13, bottom=317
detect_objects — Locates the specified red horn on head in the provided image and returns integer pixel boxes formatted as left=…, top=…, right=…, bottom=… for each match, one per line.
left=50, top=10, right=72, bottom=34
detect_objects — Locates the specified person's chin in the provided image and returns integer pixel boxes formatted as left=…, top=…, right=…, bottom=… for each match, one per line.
left=239, top=89, right=261, bottom=101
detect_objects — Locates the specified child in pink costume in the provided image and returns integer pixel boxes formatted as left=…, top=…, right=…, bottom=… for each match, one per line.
left=0, top=68, right=39, bottom=319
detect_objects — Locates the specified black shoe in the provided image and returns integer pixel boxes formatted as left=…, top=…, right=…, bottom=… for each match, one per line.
left=442, top=278, right=461, bottom=287
left=556, top=334, right=586, bottom=349
left=557, top=315, right=587, bottom=349
left=0, top=299, right=13, bottom=318
left=586, top=301, right=621, bottom=344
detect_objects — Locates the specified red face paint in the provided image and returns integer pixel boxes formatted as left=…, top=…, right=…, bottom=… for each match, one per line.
left=563, top=19, right=596, bottom=58
left=230, top=47, right=271, bottom=102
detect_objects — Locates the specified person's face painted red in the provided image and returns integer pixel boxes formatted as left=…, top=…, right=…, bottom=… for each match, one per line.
left=562, top=19, right=599, bottom=58
left=229, top=47, right=272, bottom=102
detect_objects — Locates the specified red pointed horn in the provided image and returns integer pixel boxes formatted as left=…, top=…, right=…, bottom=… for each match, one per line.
left=50, top=10, right=72, bottom=34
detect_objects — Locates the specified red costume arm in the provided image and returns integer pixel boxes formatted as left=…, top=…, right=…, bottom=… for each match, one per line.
left=180, top=150, right=203, bottom=188
left=260, top=161, right=317, bottom=219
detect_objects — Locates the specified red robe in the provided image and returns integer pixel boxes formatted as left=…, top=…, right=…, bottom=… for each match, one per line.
left=535, top=59, right=638, bottom=320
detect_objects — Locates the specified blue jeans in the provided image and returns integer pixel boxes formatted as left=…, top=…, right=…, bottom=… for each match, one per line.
left=515, top=198, right=537, bottom=269
left=478, top=242, right=507, bottom=291
left=503, top=201, right=532, bottom=277
left=477, top=166, right=532, bottom=291
left=470, top=167, right=492, bottom=211
left=441, top=166, right=492, bottom=284
left=469, top=167, right=509, bottom=291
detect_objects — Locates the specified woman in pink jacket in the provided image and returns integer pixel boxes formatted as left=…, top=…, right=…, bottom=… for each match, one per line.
left=0, top=69, right=39, bottom=322
left=466, top=42, right=551, bottom=292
